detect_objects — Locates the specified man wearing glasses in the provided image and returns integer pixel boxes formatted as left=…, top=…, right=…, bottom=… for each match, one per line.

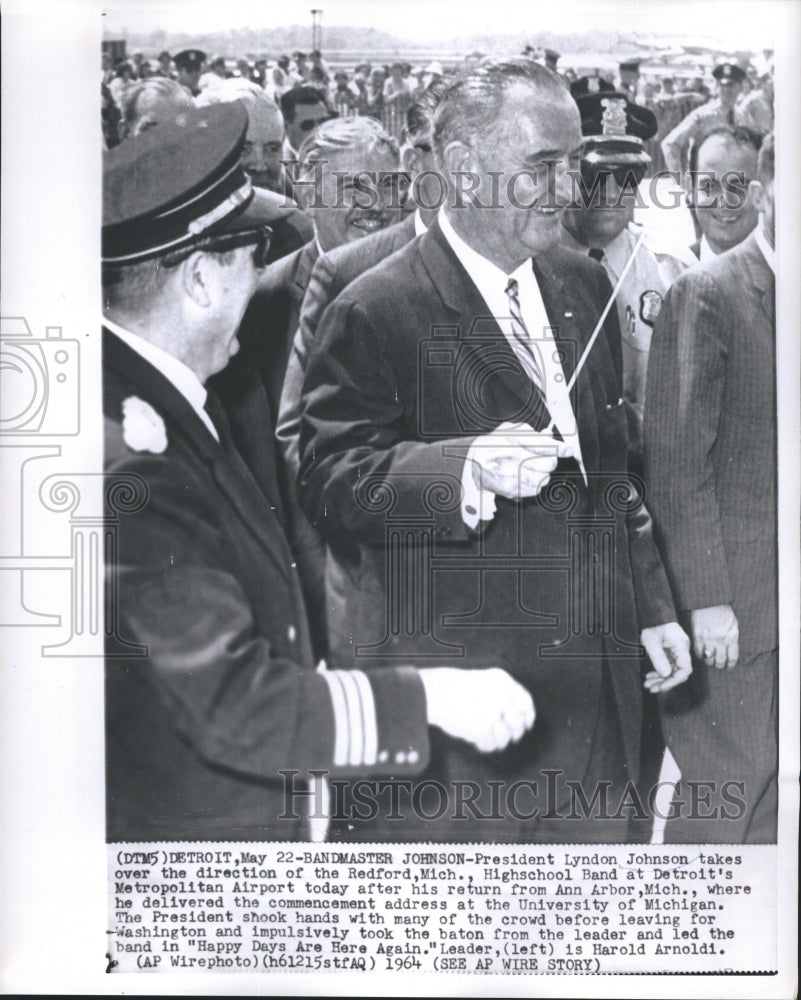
left=279, top=85, right=333, bottom=176
left=560, top=78, right=695, bottom=467
left=102, top=104, right=534, bottom=842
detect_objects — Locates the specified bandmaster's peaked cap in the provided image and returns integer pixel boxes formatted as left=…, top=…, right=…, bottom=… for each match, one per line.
left=102, top=103, right=294, bottom=265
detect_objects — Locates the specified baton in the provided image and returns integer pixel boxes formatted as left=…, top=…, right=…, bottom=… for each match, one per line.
left=564, top=228, right=646, bottom=396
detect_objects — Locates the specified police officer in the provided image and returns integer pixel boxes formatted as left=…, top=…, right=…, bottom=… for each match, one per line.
left=173, top=48, right=206, bottom=97
left=661, top=62, right=748, bottom=175
left=561, top=80, right=695, bottom=465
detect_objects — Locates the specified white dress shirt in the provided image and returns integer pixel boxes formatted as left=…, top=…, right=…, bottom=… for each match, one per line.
left=438, top=209, right=585, bottom=528
left=103, top=317, right=219, bottom=442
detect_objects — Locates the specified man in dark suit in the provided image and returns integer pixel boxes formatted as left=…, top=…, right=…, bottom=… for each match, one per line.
left=299, top=59, right=691, bottom=843
left=103, top=103, right=536, bottom=842
left=275, top=84, right=445, bottom=667
left=643, top=133, right=777, bottom=843
left=278, top=82, right=446, bottom=478
left=240, top=114, right=403, bottom=418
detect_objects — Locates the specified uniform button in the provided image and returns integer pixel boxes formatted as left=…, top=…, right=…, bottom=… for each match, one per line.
left=378, top=750, right=389, bottom=763
left=394, top=751, right=407, bottom=764
left=554, top=373, right=564, bottom=383
left=407, top=750, right=419, bottom=764
left=287, top=625, right=297, bottom=642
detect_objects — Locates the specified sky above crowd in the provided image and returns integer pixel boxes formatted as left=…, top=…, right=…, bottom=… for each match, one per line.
left=102, top=0, right=777, bottom=50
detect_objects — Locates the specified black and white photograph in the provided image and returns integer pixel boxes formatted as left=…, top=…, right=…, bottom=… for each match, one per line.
left=1, top=0, right=798, bottom=994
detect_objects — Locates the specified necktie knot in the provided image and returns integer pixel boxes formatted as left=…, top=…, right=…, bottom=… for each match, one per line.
left=505, top=277, right=520, bottom=301
left=588, top=247, right=605, bottom=262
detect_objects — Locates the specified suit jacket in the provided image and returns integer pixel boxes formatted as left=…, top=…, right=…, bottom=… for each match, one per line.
left=643, top=233, right=777, bottom=656
left=279, top=213, right=418, bottom=474
left=237, top=239, right=320, bottom=419
left=103, top=329, right=429, bottom=841
left=298, top=221, right=676, bottom=841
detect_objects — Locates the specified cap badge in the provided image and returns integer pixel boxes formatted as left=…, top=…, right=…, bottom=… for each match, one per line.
left=600, top=97, right=628, bottom=136
left=122, top=396, right=168, bottom=454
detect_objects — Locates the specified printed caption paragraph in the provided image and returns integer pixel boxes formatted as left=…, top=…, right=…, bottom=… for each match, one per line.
left=108, top=844, right=776, bottom=974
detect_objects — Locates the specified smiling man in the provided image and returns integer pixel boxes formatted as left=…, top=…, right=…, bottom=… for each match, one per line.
left=686, top=125, right=761, bottom=260
left=298, top=59, right=691, bottom=843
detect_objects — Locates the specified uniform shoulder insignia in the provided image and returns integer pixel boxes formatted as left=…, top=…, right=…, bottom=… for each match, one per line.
left=122, top=396, right=168, bottom=454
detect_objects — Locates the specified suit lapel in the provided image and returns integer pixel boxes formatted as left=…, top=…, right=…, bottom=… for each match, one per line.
left=740, top=233, right=775, bottom=328
left=103, top=329, right=294, bottom=582
left=418, top=222, right=549, bottom=425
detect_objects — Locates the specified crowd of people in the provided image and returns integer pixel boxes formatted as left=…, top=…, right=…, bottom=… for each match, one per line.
left=101, top=41, right=777, bottom=848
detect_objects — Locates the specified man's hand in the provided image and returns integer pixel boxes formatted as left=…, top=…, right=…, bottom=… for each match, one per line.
left=470, top=424, right=562, bottom=500
left=641, top=621, right=692, bottom=693
left=690, top=604, right=739, bottom=670
left=420, top=667, right=535, bottom=753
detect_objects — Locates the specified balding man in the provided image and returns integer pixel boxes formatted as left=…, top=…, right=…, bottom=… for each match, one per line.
left=299, top=58, right=690, bottom=843
left=686, top=125, right=761, bottom=261
left=117, top=77, right=194, bottom=141
left=197, top=77, right=289, bottom=195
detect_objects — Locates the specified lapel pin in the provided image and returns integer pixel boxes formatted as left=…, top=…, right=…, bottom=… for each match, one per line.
left=564, top=311, right=573, bottom=318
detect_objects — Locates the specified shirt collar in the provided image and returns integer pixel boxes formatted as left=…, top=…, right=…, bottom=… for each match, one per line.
left=754, top=225, right=775, bottom=273
left=698, top=234, right=718, bottom=263
left=414, top=208, right=427, bottom=237
left=103, top=316, right=215, bottom=438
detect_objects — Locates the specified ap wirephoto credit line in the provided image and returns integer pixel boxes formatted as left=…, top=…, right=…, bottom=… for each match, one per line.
left=1, top=0, right=798, bottom=996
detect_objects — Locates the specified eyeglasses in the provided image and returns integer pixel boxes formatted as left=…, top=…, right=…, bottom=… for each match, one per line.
left=162, top=225, right=273, bottom=270
left=297, top=114, right=332, bottom=133
left=579, top=162, right=647, bottom=191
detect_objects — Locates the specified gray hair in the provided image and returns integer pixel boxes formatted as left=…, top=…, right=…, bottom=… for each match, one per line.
left=119, top=78, right=194, bottom=140
left=432, top=57, right=568, bottom=164
left=196, top=78, right=284, bottom=132
left=296, top=115, right=399, bottom=180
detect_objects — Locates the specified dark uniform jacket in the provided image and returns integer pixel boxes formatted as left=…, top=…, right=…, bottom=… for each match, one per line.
left=104, top=329, right=429, bottom=841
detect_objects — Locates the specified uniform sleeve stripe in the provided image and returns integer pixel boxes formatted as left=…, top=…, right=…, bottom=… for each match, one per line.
left=321, top=670, right=349, bottom=766
left=350, top=671, right=378, bottom=766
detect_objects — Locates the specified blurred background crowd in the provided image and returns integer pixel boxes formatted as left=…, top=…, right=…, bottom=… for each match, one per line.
left=101, top=42, right=774, bottom=170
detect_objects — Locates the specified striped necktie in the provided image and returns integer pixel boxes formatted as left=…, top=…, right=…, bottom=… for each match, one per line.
left=505, top=277, right=545, bottom=398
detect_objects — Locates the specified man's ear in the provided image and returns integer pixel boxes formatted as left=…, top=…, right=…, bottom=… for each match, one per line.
left=181, top=251, right=213, bottom=308
left=748, top=178, right=766, bottom=213
left=441, top=140, right=472, bottom=177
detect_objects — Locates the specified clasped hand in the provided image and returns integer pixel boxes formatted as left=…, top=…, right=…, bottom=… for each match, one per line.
left=470, top=422, right=568, bottom=500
